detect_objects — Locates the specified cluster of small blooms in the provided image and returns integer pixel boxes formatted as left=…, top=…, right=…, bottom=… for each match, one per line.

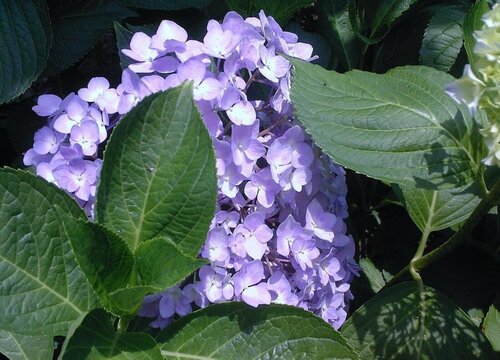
left=446, top=3, right=500, bottom=167
left=24, top=11, right=358, bottom=329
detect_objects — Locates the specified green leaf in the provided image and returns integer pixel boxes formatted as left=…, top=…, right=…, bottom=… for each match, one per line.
left=0, top=0, right=51, bottom=104
left=358, top=258, right=391, bottom=293
left=290, top=60, right=485, bottom=189
left=463, top=0, right=489, bottom=70
left=317, top=0, right=362, bottom=70
left=370, top=0, right=418, bottom=38
left=96, top=83, right=217, bottom=257
left=108, top=286, right=157, bottom=317
left=341, top=282, right=496, bottom=359
left=483, top=304, right=500, bottom=352
left=0, top=330, right=53, bottom=360
left=225, top=0, right=314, bottom=25
left=419, top=4, right=469, bottom=72
left=372, top=10, right=428, bottom=73
left=116, top=0, right=212, bottom=10
left=134, top=237, right=206, bottom=290
left=156, top=302, right=359, bottom=359
left=468, top=308, right=485, bottom=327
left=114, top=22, right=134, bottom=70
left=65, top=220, right=204, bottom=317
left=392, top=181, right=481, bottom=233
left=114, top=22, right=158, bottom=70
left=61, top=218, right=134, bottom=315
left=285, top=22, right=331, bottom=68
left=62, top=309, right=162, bottom=360
left=0, top=168, right=98, bottom=336
left=46, top=0, right=136, bottom=74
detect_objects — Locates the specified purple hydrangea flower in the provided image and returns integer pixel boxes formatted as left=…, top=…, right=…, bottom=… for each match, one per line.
left=32, top=94, right=62, bottom=117
left=24, top=10, right=358, bottom=330
left=233, top=260, right=271, bottom=307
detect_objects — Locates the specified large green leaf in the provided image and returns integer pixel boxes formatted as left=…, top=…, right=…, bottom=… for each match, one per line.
left=96, top=83, right=217, bottom=257
left=116, top=0, right=212, bottom=10
left=225, top=0, right=314, bottom=25
left=392, top=181, right=481, bottom=233
left=0, top=0, right=51, bottom=104
left=483, top=303, right=500, bottom=352
left=419, top=4, right=468, bottom=72
left=157, top=302, right=359, bottom=359
left=134, top=237, right=206, bottom=290
left=463, top=0, right=489, bottom=71
left=290, top=60, right=485, bottom=189
left=65, top=220, right=204, bottom=317
left=61, top=218, right=134, bottom=315
left=0, top=330, right=53, bottom=360
left=317, top=0, right=362, bottom=70
left=46, top=0, right=136, bottom=74
left=341, top=282, right=496, bottom=359
left=0, top=169, right=98, bottom=336
left=61, top=309, right=162, bottom=360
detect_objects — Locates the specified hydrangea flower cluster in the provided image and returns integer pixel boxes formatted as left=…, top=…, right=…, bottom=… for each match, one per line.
left=24, top=11, right=358, bottom=330
left=446, top=3, right=500, bottom=167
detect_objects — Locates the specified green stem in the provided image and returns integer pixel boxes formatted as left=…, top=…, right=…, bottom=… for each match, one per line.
left=385, top=177, right=500, bottom=289
left=408, top=192, right=435, bottom=291
left=479, top=172, right=489, bottom=199
left=409, top=225, right=431, bottom=291
left=117, top=318, right=129, bottom=332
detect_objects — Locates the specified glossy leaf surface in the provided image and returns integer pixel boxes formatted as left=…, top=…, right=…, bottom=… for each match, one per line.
left=0, top=0, right=51, bottom=104
left=341, top=282, right=496, bottom=359
left=96, top=83, right=217, bottom=257
left=0, top=169, right=98, bottom=336
left=291, top=60, right=484, bottom=189
left=157, top=302, right=359, bottom=359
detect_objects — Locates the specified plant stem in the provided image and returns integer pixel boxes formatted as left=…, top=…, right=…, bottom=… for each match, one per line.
left=117, top=318, right=129, bottom=332
left=479, top=172, right=489, bottom=199
left=384, top=177, right=500, bottom=289
left=410, top=224, right=431, bottom=291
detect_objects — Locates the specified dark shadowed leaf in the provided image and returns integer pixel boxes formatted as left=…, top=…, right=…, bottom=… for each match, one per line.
left=114, top=22, right=135, bottom=70
left=47, top=0, right=136, bottom=74
left=157, top=302, right=359, bottom=359
left=341, top=282, right=496, bottom=359
left=316, top=0, right=362, bottom=70
left=225, top=0, right=314, bottom=25
left=114, top=22, right=158, bottom=70
left=96, top=83, right=217, bottom=257
left=290, top=59, right=485, bottom=189
left=0, top=0, right=51, bottom=104
left=62, top=309, right=162, bottom=360
left=370, top=0, right=418, bottom=38
left=285, top=22, right=331, bottom=68
left=0, top=168, right=98, bottom=336
left=116, top=0, right=212, bottom=10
